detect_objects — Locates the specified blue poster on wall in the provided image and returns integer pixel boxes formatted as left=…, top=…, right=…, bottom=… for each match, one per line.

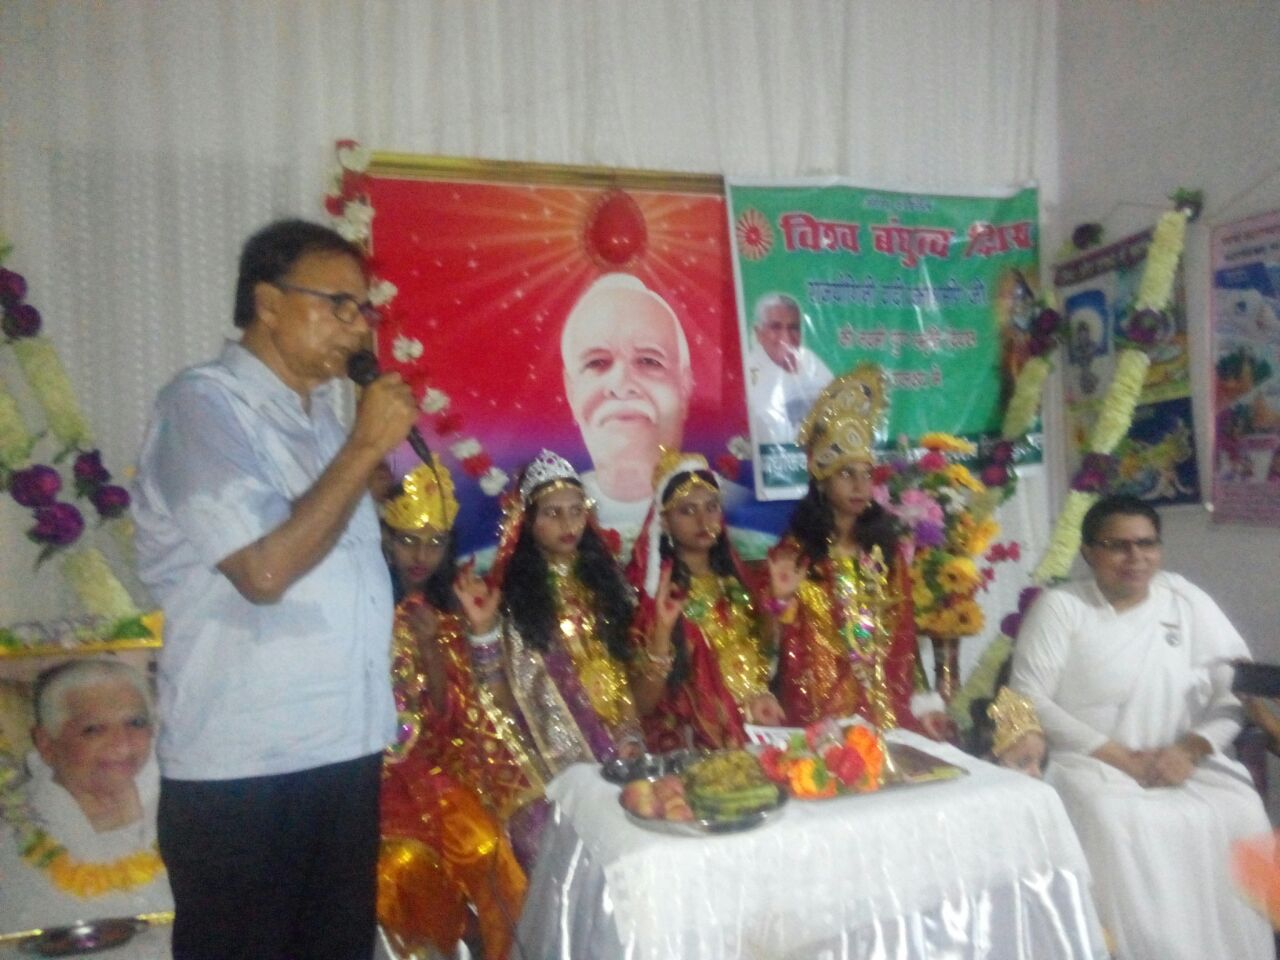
left=1054, top=229, right=1201, bottom=507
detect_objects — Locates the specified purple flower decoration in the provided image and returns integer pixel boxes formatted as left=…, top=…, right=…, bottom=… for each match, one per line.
left=1071, top=223, right=1103, bottom=251
left=2, top=303, right=41, bottom=339
left=1000, top=611, right=1023, bottom=639
left=989, top=440, right=1015, bottom=466
left=1017, top=586, right=1042, bottom=613
left=29, top=502, right=84, bottom=547
left=9, top=464, right=62, bottom=507
left=1031, top=308, right=1062, bottom=338
left=914, top=519, right=946, bottom=548
left=1027, top=333, right=1054, bottom=358
left=1071, top=452, right=1114, bottom=493
left=73, top=449, right=111, bottom=488
left=1126, top=309, right=1163, bottom=346
left=980, top=463, right=1010, bottom=488
left=90, top=484, right=131, bottom=519
left=0, top=268, right=27, bottom=306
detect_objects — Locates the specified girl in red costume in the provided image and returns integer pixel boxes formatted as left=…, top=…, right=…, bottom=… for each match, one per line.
left=627, top=451, right=785, bottom=751
left=767, top=366, right=948, bottom=738
left=376, top=454, right=543, bottom=960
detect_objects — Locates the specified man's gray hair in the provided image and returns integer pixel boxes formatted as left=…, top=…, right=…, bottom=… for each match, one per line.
left=753, top=292, right=801, bottom=328
left=33, top=659, right=153, bottom=738
left=561, top=273, right=692, bottom=386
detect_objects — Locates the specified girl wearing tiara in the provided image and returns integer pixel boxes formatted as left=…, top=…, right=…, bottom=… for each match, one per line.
left=454, top=450, right=644, bottom=776
left=768, top=366, right=947, bottom=737
left=627, top=450, right=785, bottom=751
left=376, top=454, right=540, bottom=960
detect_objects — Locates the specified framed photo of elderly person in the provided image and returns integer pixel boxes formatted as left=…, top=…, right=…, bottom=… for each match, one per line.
left=0, top=633, right=173, bottom=951
left=361, top=154, right=787, bottom=558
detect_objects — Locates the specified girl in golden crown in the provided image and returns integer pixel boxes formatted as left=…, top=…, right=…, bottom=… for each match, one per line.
left=626, top=450, right=785, bottom=751
left=767, top=366, right=948, bottom=738
left=453, top=450, right=644, bottom=781
left=375, top=452, right=542, bottom=960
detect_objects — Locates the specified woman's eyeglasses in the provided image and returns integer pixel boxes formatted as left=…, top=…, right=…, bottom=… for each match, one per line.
left=1091, top=537, right=1161, bottom=554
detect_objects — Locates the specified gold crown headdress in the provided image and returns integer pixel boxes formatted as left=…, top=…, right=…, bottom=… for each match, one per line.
left=988, top=687, right=1044, bottom=758
left=629, top=449, right=720, bottom=596
left=380, top=455, right=459, bottom=533
left=518, top=449, right=582, bottom=504
left=655, top=448, right=715, bottom=507
left=796, top=363, right=888, bottom=480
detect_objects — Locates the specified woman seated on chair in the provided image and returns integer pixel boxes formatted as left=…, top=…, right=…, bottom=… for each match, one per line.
left=0, top=659, right=173, bottom=946
left=453, top=450, right=644, bottom=777
left=1010, top=494, right=1272, bottom=960
left=766, top=366, right=947, bottom=737
left=626, top=451, right=785, bottom=751
left=376, top=454, right=540, bottom=960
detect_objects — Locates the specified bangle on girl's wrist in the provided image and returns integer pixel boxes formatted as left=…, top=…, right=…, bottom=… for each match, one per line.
left=468, top=625, right=500, bottom=648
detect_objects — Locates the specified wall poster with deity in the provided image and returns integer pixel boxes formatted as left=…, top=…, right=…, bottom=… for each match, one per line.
left=1054, top=230, right=1201, bottom=508
left=363, top=155, right=803, bottom=558
left=724, top=180, right=1041, bottom=501
left=1210, top=208, right=1280, bottom=526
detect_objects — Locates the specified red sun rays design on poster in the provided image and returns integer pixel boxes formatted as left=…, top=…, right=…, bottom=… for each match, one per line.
left=734, top=209, right=773, bottom=261
left=366, top=174, right=748, bottom=541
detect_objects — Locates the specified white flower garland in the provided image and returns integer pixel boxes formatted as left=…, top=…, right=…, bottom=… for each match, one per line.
left=326, top=140, right=508, bottom=496
left=1032, top=206, right=1183, bottom=584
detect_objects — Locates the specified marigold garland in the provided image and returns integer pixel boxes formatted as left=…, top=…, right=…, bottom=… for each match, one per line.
left=11, top=338, right=91, bottom=450
left=1000, top=356, right=1052, bottom=440
left=1032, top=197, right=1182, bottom=585
left=1134, top=211, right=1189, bottom=312
left=0, top=246, right=142, bottom=618
left=1089, top=350, right=1151, bottom=454
left=63, top=546, right=140, bottom=620
left=0, top=756, right=164, bottom=898
left=24, top=831, right=165, bottom=898
left=0, top=380, right=35, bottom=470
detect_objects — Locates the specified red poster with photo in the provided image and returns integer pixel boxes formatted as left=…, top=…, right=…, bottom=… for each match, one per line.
left=367, top=160, right=769, bottom=554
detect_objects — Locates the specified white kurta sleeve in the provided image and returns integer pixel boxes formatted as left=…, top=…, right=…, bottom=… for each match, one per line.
left=1010, top=590, right=1110, bottom=756
left=1176, top=576, right=1248, bottom=754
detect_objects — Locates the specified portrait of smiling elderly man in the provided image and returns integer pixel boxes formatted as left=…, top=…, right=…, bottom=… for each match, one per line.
left=560, top=273, right=745, bottom=537
left=746, top=293, right=834, bottom=446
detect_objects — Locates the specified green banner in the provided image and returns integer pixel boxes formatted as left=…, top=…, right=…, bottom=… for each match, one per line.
left=727, top=180, right=1040, bottom=499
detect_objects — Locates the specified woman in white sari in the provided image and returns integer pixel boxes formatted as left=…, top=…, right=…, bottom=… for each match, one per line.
left=1011, top=495, right=1271, bottom=960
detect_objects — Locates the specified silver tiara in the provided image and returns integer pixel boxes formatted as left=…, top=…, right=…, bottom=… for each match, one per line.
left=519, top=449, right=581, bottom=502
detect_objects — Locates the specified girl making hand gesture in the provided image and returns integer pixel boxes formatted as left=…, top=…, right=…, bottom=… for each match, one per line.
left=627, top=451, right=784, bottom=751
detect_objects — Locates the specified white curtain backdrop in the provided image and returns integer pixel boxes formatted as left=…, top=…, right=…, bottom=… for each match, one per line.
left=0, top=0, right=1059, bottom=676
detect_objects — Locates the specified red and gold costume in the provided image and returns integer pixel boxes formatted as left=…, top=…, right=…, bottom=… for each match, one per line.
left=376, top=457, right=545, bottom=960
left=627, top=451, right=774, bottom=752
left=485, top=450, right=644, bottom=775
left=630, top=572, right=771, bottom=750
left=777, top=366, right=932, bottom=732
left=775, top=538, right=926, bottom=732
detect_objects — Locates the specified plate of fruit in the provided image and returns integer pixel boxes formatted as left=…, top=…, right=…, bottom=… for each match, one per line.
left=755, top=720, right=966, bottom=800
left=618, top=749, right=786, bottom=836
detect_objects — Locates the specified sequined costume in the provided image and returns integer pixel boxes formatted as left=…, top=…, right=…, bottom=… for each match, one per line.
left=775, top=538, right=927, bottom=732
left=500, top=558, right=643, bottom=775
left=630, top=571, right=772, bottom=751
left=378, top=597, right=544, bottom=960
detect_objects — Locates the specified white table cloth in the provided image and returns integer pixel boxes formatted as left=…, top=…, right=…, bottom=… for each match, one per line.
left=516, top=731, right=1107, bottom=960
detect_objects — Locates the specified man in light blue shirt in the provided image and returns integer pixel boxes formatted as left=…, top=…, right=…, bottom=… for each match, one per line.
left=132, top=220, right=418, bottom=960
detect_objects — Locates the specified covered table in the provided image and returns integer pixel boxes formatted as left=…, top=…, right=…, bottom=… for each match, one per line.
left=517, top=731, right=1107, bottom=959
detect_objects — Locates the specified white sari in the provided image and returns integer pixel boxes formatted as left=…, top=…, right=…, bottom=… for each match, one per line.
left=0, top=752, right=173, bottom=947
left=1011, top=572, right=1272, bottom=960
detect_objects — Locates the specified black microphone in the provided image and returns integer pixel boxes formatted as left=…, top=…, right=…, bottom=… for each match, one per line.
left=346, top=349, right=434, bottom=464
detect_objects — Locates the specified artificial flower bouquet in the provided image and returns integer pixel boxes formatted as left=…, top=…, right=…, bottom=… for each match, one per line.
left=757, top=720, right=886, bottom=799
left=875, top=433, right=1005, bottom=640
